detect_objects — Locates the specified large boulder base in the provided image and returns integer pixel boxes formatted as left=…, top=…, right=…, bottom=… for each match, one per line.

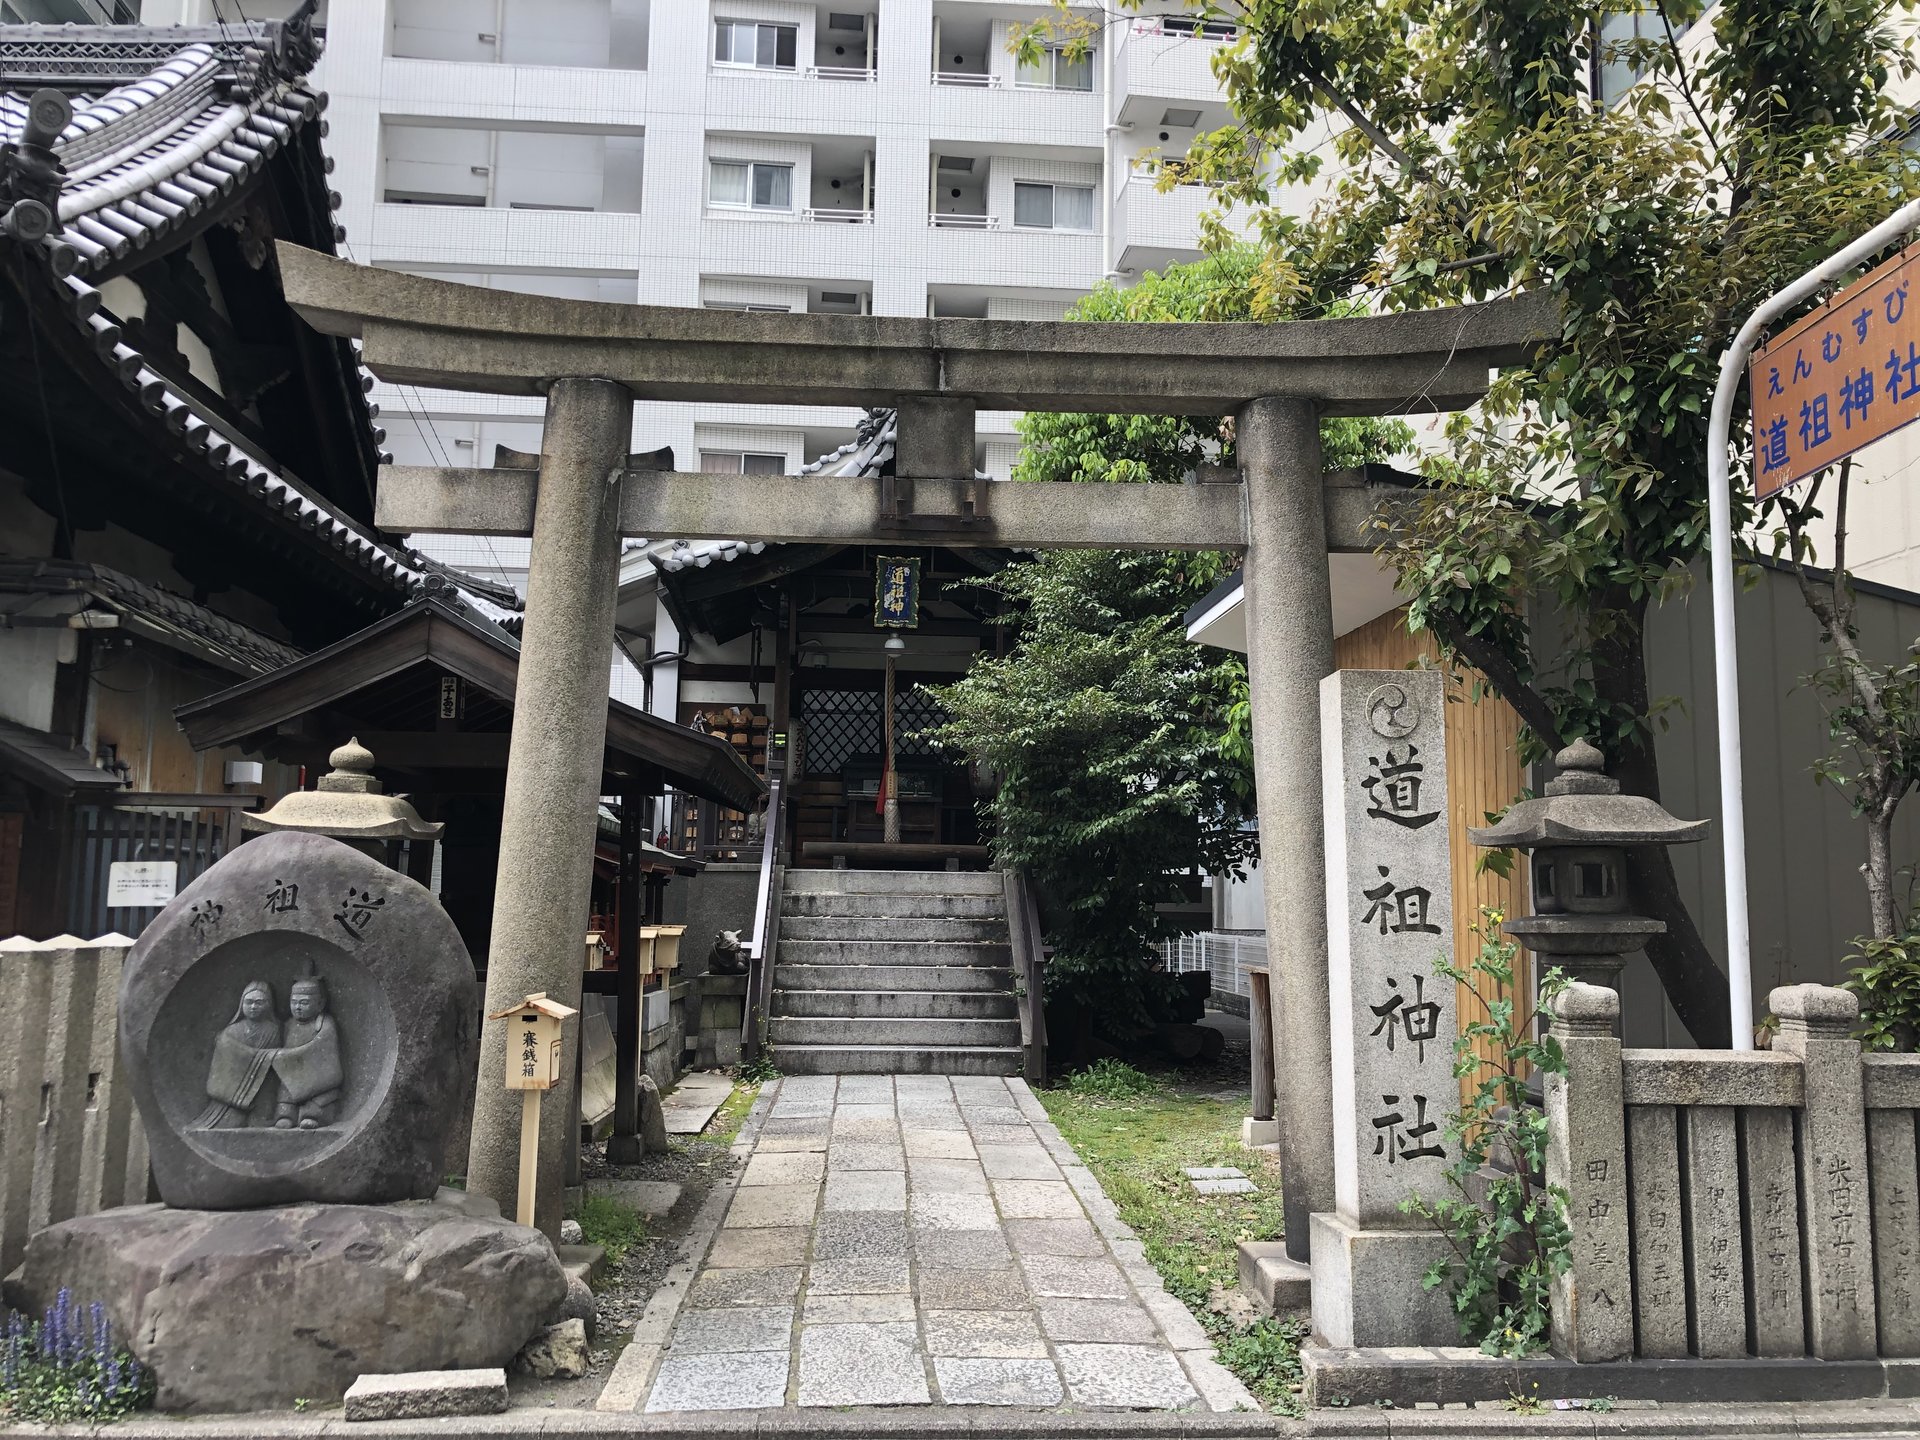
left=6, top=1199, right=566, bottom=1413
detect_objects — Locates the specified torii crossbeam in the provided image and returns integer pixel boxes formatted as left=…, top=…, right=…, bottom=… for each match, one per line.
left=276, top=242, right=1555, bottom=1256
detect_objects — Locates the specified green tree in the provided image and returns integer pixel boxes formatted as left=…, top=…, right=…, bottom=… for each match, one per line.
left=1023, top=0, right=1918, bottom=1045
left=927, top=252, right=1409, bottom=1035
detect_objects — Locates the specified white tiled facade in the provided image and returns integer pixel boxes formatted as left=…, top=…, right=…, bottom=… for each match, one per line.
left=145, top=0, right=1242, bottom=492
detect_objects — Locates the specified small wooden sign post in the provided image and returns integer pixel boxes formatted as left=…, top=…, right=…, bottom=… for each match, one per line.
left=488, top=991, right=578, bottom=1228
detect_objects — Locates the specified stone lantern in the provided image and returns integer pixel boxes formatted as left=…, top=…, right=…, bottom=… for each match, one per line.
left=243, top=737, right=443, bottom=873
left=1468, top=738, right=1708, bottom=997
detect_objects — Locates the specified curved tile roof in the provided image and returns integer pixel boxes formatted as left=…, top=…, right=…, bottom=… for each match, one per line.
left=0, top=16, right=518, bottom=630
left=650, top=408, right=899, bottom=575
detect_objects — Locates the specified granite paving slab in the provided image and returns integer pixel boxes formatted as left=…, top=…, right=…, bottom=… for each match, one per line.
left=1019, top=1252, right=1133, bottom=1299
left=828, top=1139, right=907, bottom=1170
left=1005, top=1217, right=1106, bottom=1256
left=924, top=1308, right=1048, bottom=1358
left=910, top=1190, right=1000, bottom=1230
left=797, top=1322, right=931, bottom=1406
left=662, top=1072, right=738, bottom=1135
left=1056, top=1342, right=1201, bottom=1409
left=705, top=1226, right=809, bottom=1269
left=668, top=1305, right=795, bottom=1353
left=823, top=1168, right=907, bottom=1211
left=934, top=1356, right=1066, bottom=1406
left=908, top=1156, right=990, bottom=1193
left=813, top=1209, right=910, bottom=1259
left=645, top=1351, right=790, bottom=1413
left=618, top=1072, right=1254, bottom=1417
left=978, top=1143, right=1062, bottom=1180
left=741, top=1151, right=826, bottom=1187
left=723, top=1183, right=820, bottom=1228
left=803, top=1292, right=918, bottom=1324
left=687, top=1264, right=802, bottom=1309
left=904, top=1129, right=977, bottom=1158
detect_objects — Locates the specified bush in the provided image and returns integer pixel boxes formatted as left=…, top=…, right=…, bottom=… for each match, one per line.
left=1843, top=928, right=1920, bottom=1051
left=1, top=1291, right=152, bottom=1424
left=1063, top=1058, right=1164, bottom=1102
left=1403, top=913, right=1571, bottom=1357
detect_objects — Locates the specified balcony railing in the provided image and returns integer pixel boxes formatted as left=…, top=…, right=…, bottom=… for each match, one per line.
left=1129, top=15, right=1239, bottom=40
left=808, top=64, right=875, bottom=80
left=933, top=70, right=1000, bottom=87
left=803, top=207, right=873, bottom=223
left=930, top=211, right=996, bottom=229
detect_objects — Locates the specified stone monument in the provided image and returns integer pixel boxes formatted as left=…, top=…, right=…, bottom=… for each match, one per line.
left=121, top=827, right=469, bottom=1208
left=1311, top=669, right=1458, bottom=1347
left=5, top=744, right=570, bottom=1411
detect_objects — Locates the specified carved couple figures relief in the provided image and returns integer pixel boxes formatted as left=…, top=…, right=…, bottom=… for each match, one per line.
left=195, top=970, right=345, bottom=1132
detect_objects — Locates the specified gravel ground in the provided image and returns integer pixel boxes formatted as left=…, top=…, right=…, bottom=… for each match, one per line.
left=507, top=1127, right=744, bottom=1411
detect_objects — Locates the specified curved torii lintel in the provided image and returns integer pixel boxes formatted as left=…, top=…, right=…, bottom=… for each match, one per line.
left=276, top=242, right=1558, bottom=419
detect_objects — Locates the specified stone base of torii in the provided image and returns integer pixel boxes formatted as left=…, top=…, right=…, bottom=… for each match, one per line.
left=274, top=240, right=1556, bottom=1255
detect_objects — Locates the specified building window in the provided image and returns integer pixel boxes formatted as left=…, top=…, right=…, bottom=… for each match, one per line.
left=1015, top=45, right=1093, bottom=91
left=704, top=301, right=792, bottom=312
left=1012, top=181, right=1094, bottom=232
left=700, top=450, right=787, bottom=474
left=714, top=19, right=798, bottom=70
left=709, top=160, right=794, bottom=212
left=1594, top=5, right=1691, bottom=106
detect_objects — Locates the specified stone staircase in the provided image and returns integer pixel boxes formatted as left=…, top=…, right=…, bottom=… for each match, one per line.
left=767, top=869, right=1022, bottom=1075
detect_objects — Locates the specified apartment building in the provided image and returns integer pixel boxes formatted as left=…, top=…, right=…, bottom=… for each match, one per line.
left=127, top=1, right=1236, bottom=584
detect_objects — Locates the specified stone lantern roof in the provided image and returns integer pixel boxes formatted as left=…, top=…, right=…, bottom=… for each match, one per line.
left=241, top=738, right=442, bottom=842
left=1467, top=738, right=1710, bottom=850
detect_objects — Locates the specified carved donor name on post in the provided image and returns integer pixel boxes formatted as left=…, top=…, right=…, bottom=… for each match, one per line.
left=1311, top=669, right=1459, bottom=1348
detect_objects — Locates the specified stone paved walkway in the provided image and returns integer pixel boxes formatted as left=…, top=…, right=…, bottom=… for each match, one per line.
left=624, top=1073, right=1254, bottom=1415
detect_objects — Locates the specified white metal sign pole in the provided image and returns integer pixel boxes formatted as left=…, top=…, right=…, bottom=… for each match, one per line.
left=1706, top=196, right=1920, bottom=1051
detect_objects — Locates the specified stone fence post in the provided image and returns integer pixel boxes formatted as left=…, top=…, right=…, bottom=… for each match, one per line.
left=0, top=935, right=148, bottom=1280
left=1772, top=983, right=1878, bottom=1358
left=1544, top=981, right=1631, bottom=1361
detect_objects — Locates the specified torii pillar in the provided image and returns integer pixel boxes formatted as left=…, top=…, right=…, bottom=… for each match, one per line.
left=1238, top=397, right=1338, bottom=1257
left=466, top=377, right=631, bottom=1236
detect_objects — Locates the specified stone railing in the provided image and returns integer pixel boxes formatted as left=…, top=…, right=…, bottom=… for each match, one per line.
left=0, top=935, right=149, bottom=1280
left=1550, top=981, right=1918, bottom=1364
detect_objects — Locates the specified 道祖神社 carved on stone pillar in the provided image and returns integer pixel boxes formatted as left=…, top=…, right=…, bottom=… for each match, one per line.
left=1312, top=669, right=1460, bottom=1347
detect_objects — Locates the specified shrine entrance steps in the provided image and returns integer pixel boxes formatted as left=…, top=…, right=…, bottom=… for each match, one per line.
left=768, top=869, right=1022, bottom=1076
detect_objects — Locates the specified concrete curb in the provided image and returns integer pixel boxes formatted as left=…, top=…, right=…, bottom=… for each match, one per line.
left=13, top=1398, right=1920, bottom=1437
left=1006, top=1079, right=1262, bottom=1415
left=593, top=1081, right=772, bottom=1413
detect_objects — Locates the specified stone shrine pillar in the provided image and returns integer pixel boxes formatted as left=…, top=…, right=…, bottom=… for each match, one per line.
left=1543, top=981, right=1633, bottom=1360
left=1310, top=669, right=1457, bottom=1346
left=467, top=377, right=633, bottom=1237
left=1236, top=396, right=1337, bottom=1261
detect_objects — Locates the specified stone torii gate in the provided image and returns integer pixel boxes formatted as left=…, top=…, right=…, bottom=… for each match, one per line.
left=276, top=243, right=1554, bottom=1247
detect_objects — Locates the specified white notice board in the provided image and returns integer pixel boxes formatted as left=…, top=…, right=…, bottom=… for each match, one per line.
left=107, top=860, right=177, bottom=908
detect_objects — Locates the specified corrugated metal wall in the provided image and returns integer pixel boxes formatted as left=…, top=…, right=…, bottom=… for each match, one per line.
left=1620, top=562, right=1920, bottom=1046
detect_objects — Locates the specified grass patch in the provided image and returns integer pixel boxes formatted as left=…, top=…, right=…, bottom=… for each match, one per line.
left=706, top=1080, right=760, bottom=1146
left=1038, top=1083, right=1306, bottom=1414
left=1063, top=1058, right=1165, bottom=1102
left=574, top=1191, right=647, bottom=1268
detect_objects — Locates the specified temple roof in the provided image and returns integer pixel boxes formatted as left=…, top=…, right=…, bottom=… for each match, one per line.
left=0, top=556, right=302, bottom=677
left=0, top=14, right=519, bottom=635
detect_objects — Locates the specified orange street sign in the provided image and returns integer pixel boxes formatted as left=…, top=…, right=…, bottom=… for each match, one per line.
left=1751, top=245, right=1920, bottom=500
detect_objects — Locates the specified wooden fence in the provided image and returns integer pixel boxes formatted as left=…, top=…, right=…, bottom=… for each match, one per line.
left=0, top=935, right=148, bottom=1282
left=1549, top=980, right=1918, bottom=1363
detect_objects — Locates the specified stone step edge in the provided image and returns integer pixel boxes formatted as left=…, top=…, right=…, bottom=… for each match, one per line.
left=766, top=1042, right=1026, bottom=1056
left=1301, top=1345, right=1919, bottom=1409
left=1236, top=1240, right=1310, bottom=1316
